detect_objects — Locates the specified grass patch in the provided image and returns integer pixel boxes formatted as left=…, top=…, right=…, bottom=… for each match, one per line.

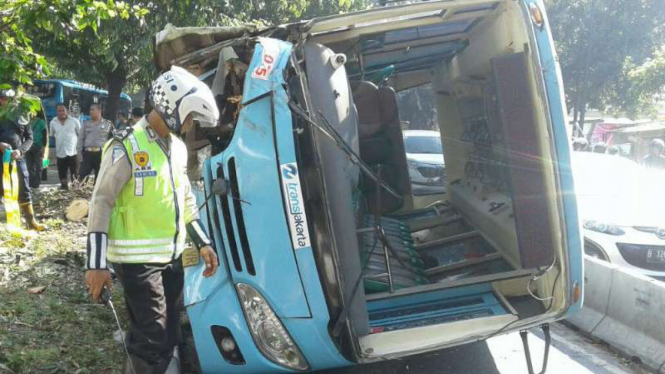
left=0, top=285, right=125, bottom=373
left=0, top=206, right=126, bottom=373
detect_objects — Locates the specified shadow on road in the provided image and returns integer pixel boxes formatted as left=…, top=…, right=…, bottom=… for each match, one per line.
left=318, top=341, right=501, bottom=374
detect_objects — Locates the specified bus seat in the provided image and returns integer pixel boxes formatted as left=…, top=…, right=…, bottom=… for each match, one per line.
left=359, top=136, right=392, bottom=163
left=352, top=81, right=383, bottom=138
left=376, top=85, right=412, bottom=201
left=352, top=83, right=412, bottom=214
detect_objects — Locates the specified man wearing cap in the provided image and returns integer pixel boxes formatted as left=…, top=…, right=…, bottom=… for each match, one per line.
left=643, top=138, right=665, bottom=170
left=0, top=96, right=46, bottom=231
left=78, top=103, right=114, bottom=182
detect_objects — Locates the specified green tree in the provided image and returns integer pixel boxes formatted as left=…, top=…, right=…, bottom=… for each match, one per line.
left=546, top=0, right=665, bottom=122
left=611, top=48, right=665, bottom=117
left=0, top=0, right=136, bottom=116
left=28, top=0, right=367, bottom=122
left=25, top=1, right=150, bottom=121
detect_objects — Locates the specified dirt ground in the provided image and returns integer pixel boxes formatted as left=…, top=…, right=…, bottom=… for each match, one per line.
left=0, top=186, right=125, bottom=374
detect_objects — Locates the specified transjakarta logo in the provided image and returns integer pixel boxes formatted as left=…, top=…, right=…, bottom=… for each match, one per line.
left=282, top=164, right=297, bottom=180
left=280, top=163, right=311, bottom=250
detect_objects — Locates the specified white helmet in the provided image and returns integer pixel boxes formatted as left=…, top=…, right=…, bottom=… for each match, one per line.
left=149, top=66, right=219, bottom=133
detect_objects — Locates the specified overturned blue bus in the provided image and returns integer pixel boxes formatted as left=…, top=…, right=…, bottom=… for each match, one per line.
left=154, top=0, right=584, bottom=372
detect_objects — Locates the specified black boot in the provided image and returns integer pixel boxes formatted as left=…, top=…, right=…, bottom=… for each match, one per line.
left=123, top=354, right=152, bottom=374
left=123, top=353, right=170, bottom=374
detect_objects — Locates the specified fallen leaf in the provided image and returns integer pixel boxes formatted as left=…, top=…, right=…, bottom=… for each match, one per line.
left=13, top=320, right=33, bottom=328
left=27, top=286, right=47, bottom=294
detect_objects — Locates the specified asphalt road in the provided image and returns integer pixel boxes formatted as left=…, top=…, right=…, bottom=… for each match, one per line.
left=322, top=323, right=650, bottom=374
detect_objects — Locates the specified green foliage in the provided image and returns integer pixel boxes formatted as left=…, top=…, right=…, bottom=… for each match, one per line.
left=614, top=48, right=665, bottom=117
left=1, top=0, right=140, bottom=113
left=546, top=0, right=665, bottom=119
left=1, top=0, right=141, bottom=82
left=0, top=90, right=41, bottom=119
left=4, top=0, right=368, bottom=121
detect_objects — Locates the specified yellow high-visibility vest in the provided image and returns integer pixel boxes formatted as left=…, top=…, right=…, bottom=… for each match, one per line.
left=106, top=124, right=187, bottom=264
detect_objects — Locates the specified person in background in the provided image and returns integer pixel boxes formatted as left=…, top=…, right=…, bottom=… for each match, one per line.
left=78, top=103, right=113, bottom=182
left=26, top=110, right=48, bottom=188
left=116, top=112, right=130, bottom=132
left=50, top=103, right=81, bottom=190
left=131, top=107, right=144, bottom=125
left=0, top=108, right=46, bottom=231
left=642, top=138, right=665, bottom=170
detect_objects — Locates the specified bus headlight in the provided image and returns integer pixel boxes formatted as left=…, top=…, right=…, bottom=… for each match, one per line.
left=236, top=283, right=309, bottom=371
left=583, top=220, right=625, bottom=236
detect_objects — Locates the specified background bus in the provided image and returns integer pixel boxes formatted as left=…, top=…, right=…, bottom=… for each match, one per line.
left=25, top=79, right=132, bottom=169
left=26, top=79, right=132, bottom=124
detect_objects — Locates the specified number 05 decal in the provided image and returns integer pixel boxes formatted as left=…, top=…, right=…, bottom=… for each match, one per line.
left=252, top=38, right=281, bottom=81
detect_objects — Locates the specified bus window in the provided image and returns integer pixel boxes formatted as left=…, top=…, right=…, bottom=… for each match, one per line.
left=64, top=87, right=100, bottom=117
left=26, top=83, right=56, bottom=99
left=62, top=86, right=82, bottom=117
left=119, top=98, right=132, bottom=115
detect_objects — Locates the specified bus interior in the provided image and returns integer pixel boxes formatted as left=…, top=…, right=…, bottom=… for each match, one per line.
left=158, top=0, right=572, bottom=360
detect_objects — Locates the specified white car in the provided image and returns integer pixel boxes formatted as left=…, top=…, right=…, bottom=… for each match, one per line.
left=403, top=130, right=445, bottom=195
left=574, top=152, right=665, bottom=279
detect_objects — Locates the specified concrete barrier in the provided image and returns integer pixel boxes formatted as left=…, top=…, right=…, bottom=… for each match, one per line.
left=568, top=257, right=665, bottom=373
left=567, top=257, right=616, bottom=333
left=592, top=266, right=665, bottom=372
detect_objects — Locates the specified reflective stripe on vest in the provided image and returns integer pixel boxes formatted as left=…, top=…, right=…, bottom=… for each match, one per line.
left=106, top=123, right=187, bottom=264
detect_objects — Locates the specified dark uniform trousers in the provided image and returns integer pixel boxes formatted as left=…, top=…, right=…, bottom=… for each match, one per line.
left=0, top=157, right=32, bottom=203
left=79, top=150, right=103, bottom=182
left=112, top=258, right=184, bottom=371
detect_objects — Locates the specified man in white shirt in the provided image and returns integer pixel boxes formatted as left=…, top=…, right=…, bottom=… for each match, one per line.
left=49, top=103, right=81, bottom=190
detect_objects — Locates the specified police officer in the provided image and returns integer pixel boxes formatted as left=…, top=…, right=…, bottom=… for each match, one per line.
left=78, top=103, right=114, bottom=182
left=0, top=92, right=46, bottom=231
left=84, top=67, right=220, bottom=373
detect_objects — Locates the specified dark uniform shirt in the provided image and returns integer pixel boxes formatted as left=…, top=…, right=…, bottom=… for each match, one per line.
left=0, top=117, right=33, bottom=157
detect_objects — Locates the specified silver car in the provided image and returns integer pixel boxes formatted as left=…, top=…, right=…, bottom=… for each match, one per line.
left=574, top=152, right=665, bottom=279
left=404, top=130, right=445, bottom=196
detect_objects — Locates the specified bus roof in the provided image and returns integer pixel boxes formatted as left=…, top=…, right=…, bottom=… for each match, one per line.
left=34, top=79, right=132, bottom=101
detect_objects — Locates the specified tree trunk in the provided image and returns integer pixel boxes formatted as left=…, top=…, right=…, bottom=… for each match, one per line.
left=104, top=57, right=127, bottom=124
